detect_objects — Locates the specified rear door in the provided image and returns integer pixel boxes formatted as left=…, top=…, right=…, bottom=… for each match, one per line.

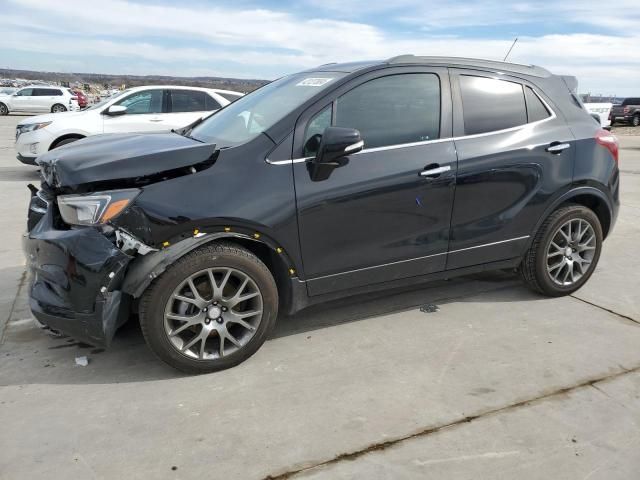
left=102, top=88, right=167, bottom=133
left=166, top=89, right=221, bottom=129
left=292, top=67, right=458, bottom=295
left=446, top=70, right=575, bottom=270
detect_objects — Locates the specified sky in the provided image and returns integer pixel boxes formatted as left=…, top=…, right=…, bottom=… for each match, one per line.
left=1, top=0, right=639, bottom=95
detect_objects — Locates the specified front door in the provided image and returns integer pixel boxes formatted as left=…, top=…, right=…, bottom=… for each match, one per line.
left=292, top=68, right=457, bottom=296
left=102, top=89, right=167, bottom=133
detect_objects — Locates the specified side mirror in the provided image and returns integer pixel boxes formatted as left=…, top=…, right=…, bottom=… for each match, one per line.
left=104, top=105, right=127, bottom=116
left=308, top=127, right=363, bottom=181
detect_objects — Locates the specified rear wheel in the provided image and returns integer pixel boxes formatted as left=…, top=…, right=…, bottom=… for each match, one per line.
left=139, top=242, right=278, bottom=374
left=0, top=103, right=7, bottom=115
left=632, top=114, right=640, bottom=127
left=520, top=205, right=602, bottom=296
left=51, top=104, right=67, bottom=113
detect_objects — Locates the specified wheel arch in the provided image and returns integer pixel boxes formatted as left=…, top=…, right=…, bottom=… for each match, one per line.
left=531, top=186, right=613, bottom=244
left=50, top=133, right=86, bottom=150
left=122, top=232, right=299, bottom=314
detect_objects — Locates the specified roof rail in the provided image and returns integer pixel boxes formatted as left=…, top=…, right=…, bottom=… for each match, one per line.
left=385, top=54, right=551, bottom=78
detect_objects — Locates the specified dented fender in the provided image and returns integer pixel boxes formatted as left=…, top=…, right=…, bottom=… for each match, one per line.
left=122, top=231, right=293, bottom=299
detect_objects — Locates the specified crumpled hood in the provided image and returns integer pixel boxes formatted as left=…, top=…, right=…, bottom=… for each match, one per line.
left=37, top=132, right=217, bottom=188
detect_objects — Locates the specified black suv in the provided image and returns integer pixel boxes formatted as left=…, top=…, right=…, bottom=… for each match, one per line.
left=24, top=56, right=620, bottom=373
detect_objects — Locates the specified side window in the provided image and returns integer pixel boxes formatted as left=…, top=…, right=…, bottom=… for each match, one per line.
left=32, top=89, right=46, bottom=96
left=459, top=76, right=527, bottom=135
left=171, top=90, right=207, bottom=112
left=303, top=104, right=332, bottom=157
left=17, top=88, right=33, bottom=96
left=335, top=74, right=441, bottom=149
left=116, top=90, right=163, bottom=114
left=525, top=87, right=550, bottom=123
left=205, top=94, right=222, bottom=111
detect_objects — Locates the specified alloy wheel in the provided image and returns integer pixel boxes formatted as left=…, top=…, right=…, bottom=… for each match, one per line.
left=0, top=104, right=7, bottom=115
left=52, top=105, right=66, bottom=113
left=546, top=218, right=596, bottom=286
left=163, top=267, right=263, bottom=360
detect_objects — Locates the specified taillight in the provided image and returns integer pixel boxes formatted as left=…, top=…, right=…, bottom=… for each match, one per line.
left=595, top=128, right=619, bottom=165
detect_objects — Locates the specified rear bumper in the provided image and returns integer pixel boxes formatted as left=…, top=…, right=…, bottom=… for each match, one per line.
left=23, top=207, right=132, bottom=347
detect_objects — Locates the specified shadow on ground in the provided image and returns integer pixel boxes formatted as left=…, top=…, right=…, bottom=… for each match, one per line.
left=1, top=270, right=547, bottom=386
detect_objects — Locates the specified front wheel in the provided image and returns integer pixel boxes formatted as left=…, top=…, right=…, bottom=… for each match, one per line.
left=51, top=104, right=67, bottom=113
left=632, top=114, right=640, bottom=127
left=520, top=205, right=603, bottom=296
left=139, top=242, right=278, bottom=374
left=0, top=103, right=8, bottom=116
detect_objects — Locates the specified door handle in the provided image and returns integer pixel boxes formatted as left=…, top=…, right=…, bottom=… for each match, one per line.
left=546, top=142, right=571, bottom=154
left=420, top=165, right=451, bottom=178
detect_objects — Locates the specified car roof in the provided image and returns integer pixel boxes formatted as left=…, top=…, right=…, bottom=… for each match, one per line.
left=19, top=85, right=67, bottom=89
left=125, top=85, right=243, bottom=95
left=310, top=55, right=552, bottom=78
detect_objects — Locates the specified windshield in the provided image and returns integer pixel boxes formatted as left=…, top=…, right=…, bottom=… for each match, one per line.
left=190, top=72, right=345, bottom=147
left=86, top=89, right=132, bottom=111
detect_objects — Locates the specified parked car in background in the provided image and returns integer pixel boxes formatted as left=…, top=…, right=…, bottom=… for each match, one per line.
left=610, top=98, right=640, bottom=126
left=15, top=85, right=243, bottom=164
left=73, top=89, right=89, bottom=109
left=0, top=86, right=79, bottom=116
left=24, top=56, right=619, bottom=373
left=0, top=87, right=17, bottom=95
left=584, top=102, right=612, bottom=128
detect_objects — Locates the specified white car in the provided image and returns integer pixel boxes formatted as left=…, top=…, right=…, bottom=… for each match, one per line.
left=0, top=86, right=80, bottom=116
left=15, top=85, right=243, bottom=164
left=584, top=102, right=613, bottom=128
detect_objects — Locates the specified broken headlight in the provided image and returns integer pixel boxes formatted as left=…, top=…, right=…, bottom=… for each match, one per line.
left=57, top=189, right=139, bottom=226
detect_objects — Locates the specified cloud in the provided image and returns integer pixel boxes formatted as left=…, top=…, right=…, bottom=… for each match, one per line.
left=1, top=0, right=639, bottom=94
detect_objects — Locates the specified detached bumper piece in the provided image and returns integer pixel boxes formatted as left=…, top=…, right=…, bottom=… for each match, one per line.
left=23, top=208, right=132, bottom=347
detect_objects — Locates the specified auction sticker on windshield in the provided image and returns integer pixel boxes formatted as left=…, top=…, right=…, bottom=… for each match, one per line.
left=296, top=78, right=334, bottom=87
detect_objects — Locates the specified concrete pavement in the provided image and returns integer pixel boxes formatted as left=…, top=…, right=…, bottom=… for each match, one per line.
left=0, top=115, right=638, bottom=479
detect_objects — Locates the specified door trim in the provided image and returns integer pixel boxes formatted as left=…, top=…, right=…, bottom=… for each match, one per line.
left=307, top=235, right=529, bottom=282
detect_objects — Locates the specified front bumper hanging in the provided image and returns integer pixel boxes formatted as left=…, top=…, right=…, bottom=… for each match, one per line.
left=23, top=206, right=132, bottom=347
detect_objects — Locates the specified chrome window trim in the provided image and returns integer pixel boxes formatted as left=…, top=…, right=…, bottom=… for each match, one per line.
left=307, top=235, right=530, bottom=282
left=266, top=137, right=452, bottom=165
left=266, top=87, right=555, bottom=165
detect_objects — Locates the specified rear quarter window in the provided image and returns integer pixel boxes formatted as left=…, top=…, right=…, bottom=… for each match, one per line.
left=524, top=87, right=551, bottom=123
left=218, top=92, right=243, bottom=103
left=459, top=76, right=527, bottom=135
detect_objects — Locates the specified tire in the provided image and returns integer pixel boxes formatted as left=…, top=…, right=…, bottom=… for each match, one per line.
left=632, top=114, right=640, bottom=127
left=519, top=205, right=603, bottom=296
left=0, top=103, right=7, bottom=116
left=52, top=136, right=82, bottom=149
left=139, top=242, right=278, bottom=374
left=51, top=104, right=67, bottom=113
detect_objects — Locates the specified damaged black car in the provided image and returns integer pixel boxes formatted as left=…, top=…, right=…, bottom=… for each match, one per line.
left=24, top=56, right=619, bottom=373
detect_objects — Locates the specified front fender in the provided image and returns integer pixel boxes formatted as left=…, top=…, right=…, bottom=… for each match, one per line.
left=121, top=232, right=295, bottom=299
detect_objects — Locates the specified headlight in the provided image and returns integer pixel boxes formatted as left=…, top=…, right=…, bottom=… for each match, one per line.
left=57, top=189, right=139, bottom=226
left=17, top=122, right=52, bottom=135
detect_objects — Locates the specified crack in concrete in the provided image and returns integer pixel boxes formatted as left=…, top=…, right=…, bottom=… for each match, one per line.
left=0, top=270, right=26, bottom=346
left=262, top=365, right=640, bottom=480
left=570, top=295, right=640, bottom=326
